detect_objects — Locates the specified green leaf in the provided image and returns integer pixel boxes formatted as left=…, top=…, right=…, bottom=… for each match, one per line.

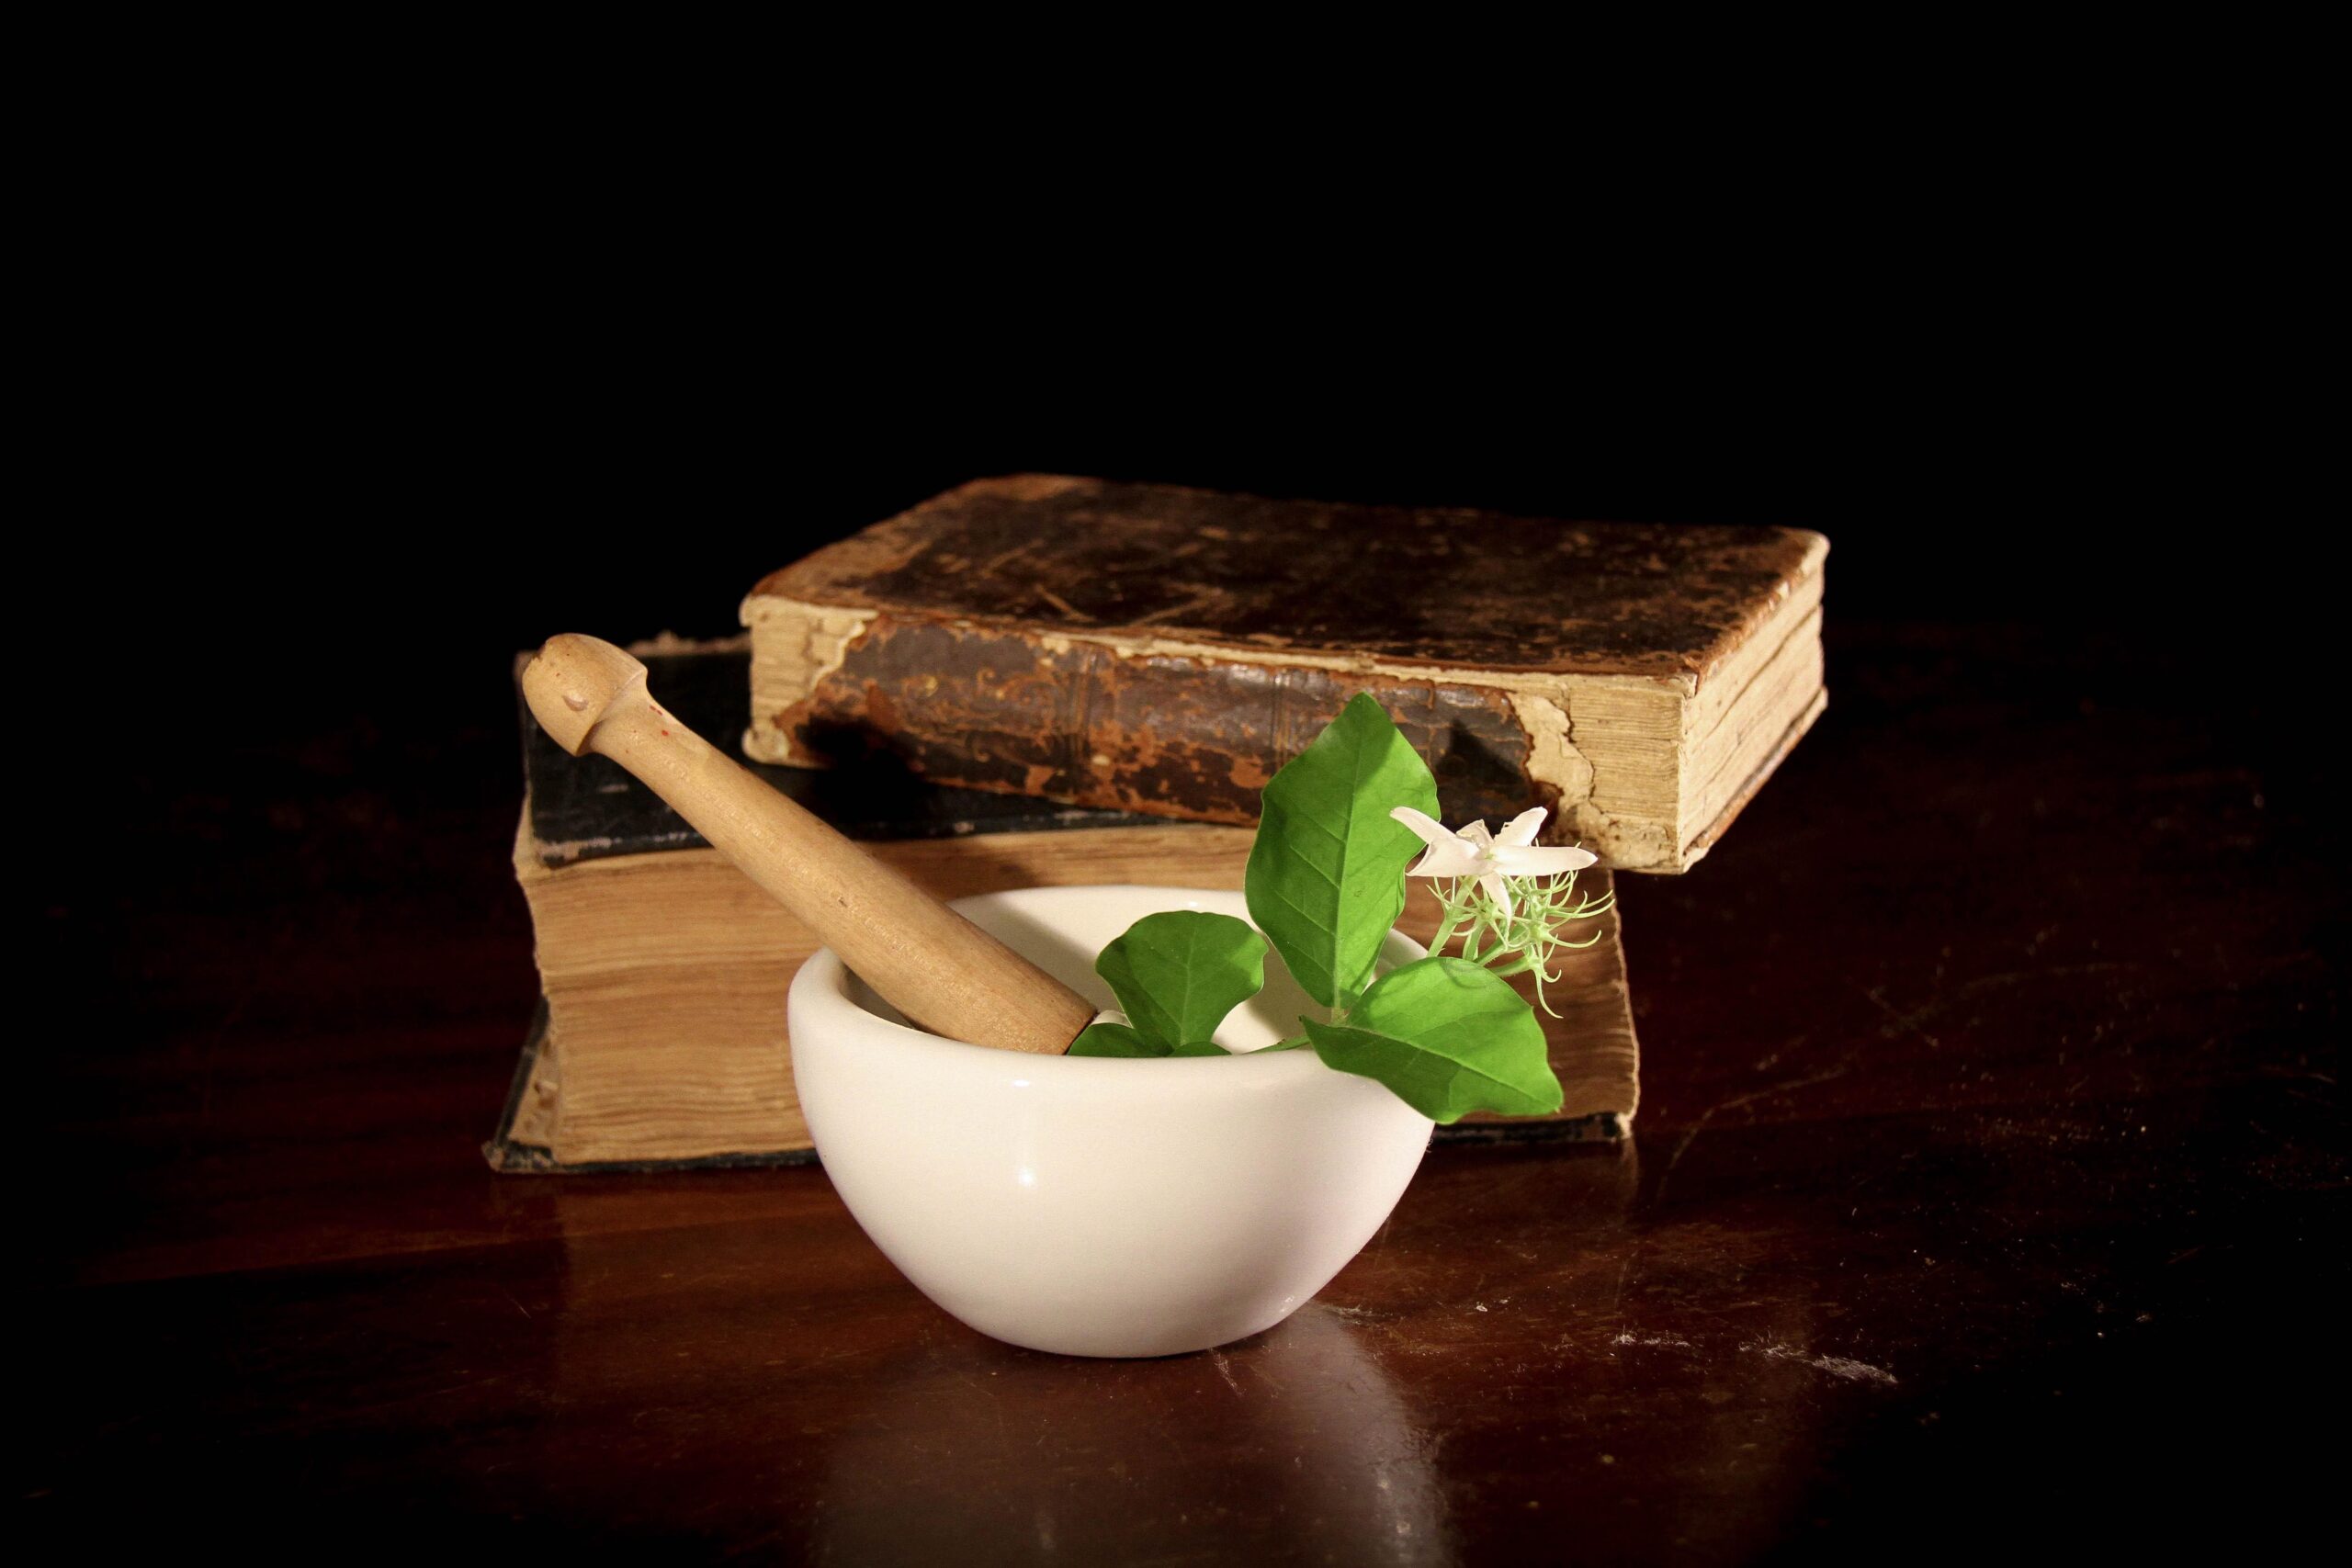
left=1068, top=1021, right=1167, bottom=1057
left=1245, top=694, right=1441, bottom=1010
left=1169, top=1040, right=1232, bottom=1056
left=1302, top=955, right=1562, bottom=1122
left=1092, top=910, right=1268, bottom=1053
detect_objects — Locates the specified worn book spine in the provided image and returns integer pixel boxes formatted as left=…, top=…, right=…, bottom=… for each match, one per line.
left=741, top=601, right=1824, bottom=874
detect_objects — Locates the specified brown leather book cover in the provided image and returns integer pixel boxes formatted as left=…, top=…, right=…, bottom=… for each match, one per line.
left=742, top=475, right=1826, bottom=873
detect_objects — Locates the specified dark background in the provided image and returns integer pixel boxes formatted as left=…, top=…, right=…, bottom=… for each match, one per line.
left=45, top=66, right=2328, bottom=817
left=77, top=301, right=2310, bottom=759
left=25, top=105, right=2343, bottom=1557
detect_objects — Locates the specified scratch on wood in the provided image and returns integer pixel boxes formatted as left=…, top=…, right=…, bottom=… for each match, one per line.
left=1743, top=1339, right=1898, bottom=1385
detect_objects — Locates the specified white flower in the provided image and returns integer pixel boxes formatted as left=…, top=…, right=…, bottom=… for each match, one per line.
left=1387, top=806, right=1598, bottom=918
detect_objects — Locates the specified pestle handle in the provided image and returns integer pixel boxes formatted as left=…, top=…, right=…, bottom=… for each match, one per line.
left=522, top=634, right=1097, bottom=1055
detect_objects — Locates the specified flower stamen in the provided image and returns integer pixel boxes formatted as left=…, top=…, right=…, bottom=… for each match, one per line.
left=1395, top=806, right=1613, bottom=1014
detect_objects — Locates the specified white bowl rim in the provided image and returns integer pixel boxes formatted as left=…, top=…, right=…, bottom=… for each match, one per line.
left=789, top=883, right=1424, bottom=1091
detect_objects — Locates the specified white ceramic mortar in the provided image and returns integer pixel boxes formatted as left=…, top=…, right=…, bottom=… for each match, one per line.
left=787, top=885, right=1435, bottom=1358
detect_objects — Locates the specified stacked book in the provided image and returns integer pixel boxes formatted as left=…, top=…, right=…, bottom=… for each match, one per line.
left=491, top=477, right=1826, bottom=1171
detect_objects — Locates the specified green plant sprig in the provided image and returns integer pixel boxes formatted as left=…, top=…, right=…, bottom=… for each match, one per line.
left=1069, top=694, right=1590, bottom=1124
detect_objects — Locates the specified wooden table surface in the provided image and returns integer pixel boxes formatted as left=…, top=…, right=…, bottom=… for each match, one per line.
left=27, top=621, right=2343, bottom=1562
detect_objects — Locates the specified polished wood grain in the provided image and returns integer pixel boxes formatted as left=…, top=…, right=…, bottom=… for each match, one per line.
left=25, top=620, right=2343, bottom=1562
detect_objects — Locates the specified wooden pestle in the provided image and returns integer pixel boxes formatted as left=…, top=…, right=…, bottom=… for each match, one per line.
left=522, top=634, right=1099, bottom=1055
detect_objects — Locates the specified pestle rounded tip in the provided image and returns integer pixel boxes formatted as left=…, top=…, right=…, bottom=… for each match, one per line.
left=523, top=634, right=648, bottom=756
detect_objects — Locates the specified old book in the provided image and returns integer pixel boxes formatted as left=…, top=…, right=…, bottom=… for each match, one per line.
left=492, top=642, right=1639, bottom=1171
left=741, top=475, right=1826, bottom=874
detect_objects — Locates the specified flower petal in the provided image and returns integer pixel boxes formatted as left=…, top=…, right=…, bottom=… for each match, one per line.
left=1457, top=818, right=1495, bottom=850
left=1496, top=807, right=1549, bottom=847
left=1387, top=806, right=1458, bottom=853
left=1410, top=841, right=1486, bottom=878
left=1494, top=844, right=1600, bottom=876
left=1478, top=871, right=1515, bottom=919
left=1391, top=807, right=1486, bottom=877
